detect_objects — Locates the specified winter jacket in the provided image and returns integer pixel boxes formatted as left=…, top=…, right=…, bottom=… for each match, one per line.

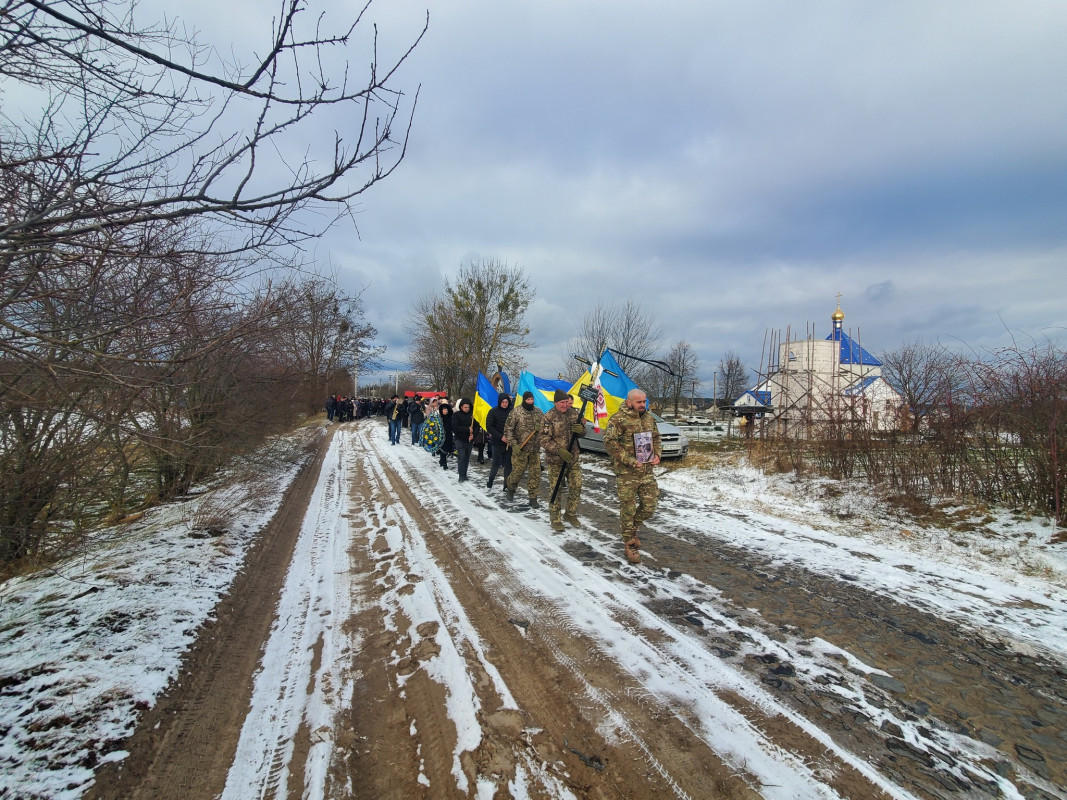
left=604, top=404, right=661, bottom=472
left=485, top=396, right=512, bottom=442
left=409, top=403, right=426, bottom=426
left=541, top=406, right=583, bottom=467
left=502, top=401, right=543, bottom=453
left=452, top=399, right=474, bottom=443
left=438, top=404, right=455, bottom=451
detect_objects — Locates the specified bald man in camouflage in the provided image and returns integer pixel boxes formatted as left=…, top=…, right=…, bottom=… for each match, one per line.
left=603, top=389, right=661, bottom=564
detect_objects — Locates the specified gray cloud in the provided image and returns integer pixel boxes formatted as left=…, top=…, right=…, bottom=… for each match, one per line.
left=298, top=0, right=1067, bottom=390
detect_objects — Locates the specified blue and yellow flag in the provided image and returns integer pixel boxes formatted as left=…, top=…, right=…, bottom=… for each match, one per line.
left=514, top=371, right=572, bottom=413
left=568, top=349, right=641, bottom=431
left=473, top=372, right=498, bottom=431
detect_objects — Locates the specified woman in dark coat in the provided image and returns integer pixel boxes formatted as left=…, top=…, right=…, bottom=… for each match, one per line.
left=437, top=402, right=455, bottom=469
left=484, top=394, right=513, bottom=489
left=452, top=398, right=475, bottom=482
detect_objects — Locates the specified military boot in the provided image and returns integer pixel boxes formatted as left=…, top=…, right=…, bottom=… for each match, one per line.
left=550, top=515, right=565, bottom=532
left=505, top=486, right=515, bottom=502
left=624, top=536, right=641, bottom=564
left=563, top=512, right=581, bottom=528
left=528, top=496, right=539, bottom=508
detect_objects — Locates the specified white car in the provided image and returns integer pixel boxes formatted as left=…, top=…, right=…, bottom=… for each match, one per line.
left=578, top=412, right=689, bottom=458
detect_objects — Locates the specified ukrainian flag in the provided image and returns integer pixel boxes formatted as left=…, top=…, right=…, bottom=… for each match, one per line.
left=514, top=371, right=573, bottom=413
left=568, top=349, right=640, bottom=430
left=473, top=372, right=498, bottom=431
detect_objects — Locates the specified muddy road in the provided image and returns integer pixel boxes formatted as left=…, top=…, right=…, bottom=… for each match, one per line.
left=91, top=424, right=1067, bottom=799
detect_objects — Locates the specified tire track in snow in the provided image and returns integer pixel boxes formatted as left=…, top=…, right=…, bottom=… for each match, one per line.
left=375, top=431, right=902, bottom=800
left=221, top=432, right=360, bottom=800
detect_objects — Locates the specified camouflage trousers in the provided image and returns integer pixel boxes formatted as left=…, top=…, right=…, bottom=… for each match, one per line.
left=546, top=463, right=582, bottom=519
left=616, top=468, right=658, bottom=540
left=506, top=447, right=541, bottom=499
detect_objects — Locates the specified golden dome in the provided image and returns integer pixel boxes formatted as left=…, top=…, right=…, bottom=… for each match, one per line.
left=831, top=304, right=845, bottom=322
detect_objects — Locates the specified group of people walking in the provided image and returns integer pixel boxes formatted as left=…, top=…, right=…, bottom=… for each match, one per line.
left=376, top=387, right=662, bottom=565
left=325, top=395, right=392, bottom=422
left=379, top=394, right=485, bottom=477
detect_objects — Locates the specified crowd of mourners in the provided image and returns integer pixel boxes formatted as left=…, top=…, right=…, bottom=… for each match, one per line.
left=325, top=387, right=663, bottom=565
left=323, top=394, right=392, bottom=422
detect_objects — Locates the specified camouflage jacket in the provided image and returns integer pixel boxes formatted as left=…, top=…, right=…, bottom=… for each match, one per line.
left=541, top=406, right=583, bottom=467
left=502, top=403, right=543, bottom=453
left=604, top=404, right=661, bottom=471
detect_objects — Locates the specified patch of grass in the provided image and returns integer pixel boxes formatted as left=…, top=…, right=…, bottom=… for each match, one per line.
left=661, top=439, right=744, bottom=473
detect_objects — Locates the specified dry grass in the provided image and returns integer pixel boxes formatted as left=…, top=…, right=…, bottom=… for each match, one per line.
left=662, top=439, right=746, bottom=473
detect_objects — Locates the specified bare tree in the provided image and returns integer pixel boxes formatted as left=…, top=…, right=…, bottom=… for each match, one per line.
left=0, top=222, right=276, bottom=561
left=717, top=351, right=751, bottom=405
left=0, top=1, right=418, bottom=564
left=564, top=300, right=662, bottom=384
left=407, top=260, right=534, bottom=398
left=880, top=338, right=964, bottom=432
left=408, top=292, right=457, bottom=393
left=1, top=0, right=426, bottom=256
left=959, top=336, right=1067, bottom=524
left=663, top=340, right=700, bottom=417
left=266, top=276, right=377, bottom=412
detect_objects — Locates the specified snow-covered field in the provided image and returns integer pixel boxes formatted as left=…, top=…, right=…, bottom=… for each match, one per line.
left=662, top=456, right=1067, bottom=657
left=1, top=422, right=1064, bottom=799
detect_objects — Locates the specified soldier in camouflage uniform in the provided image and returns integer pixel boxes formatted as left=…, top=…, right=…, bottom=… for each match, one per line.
left=502, top=391, right=544, bottom=507
left=603, top=389, right=661, bottom=564
left=541, top=390, right=588, bottom=531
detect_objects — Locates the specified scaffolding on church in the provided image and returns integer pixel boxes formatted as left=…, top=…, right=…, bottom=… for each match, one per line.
left=735, top=303, right=895, bottom=440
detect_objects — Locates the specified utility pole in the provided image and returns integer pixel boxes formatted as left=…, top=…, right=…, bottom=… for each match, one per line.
left=395, top=369, right=399, bottom=396
left=353, top=361, right=359, bottom=398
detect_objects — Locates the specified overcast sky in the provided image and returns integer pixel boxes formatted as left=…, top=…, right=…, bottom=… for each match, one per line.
left=242, top=1, right=1067, bottom=389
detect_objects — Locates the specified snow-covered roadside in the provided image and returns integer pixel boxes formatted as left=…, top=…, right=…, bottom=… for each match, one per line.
left=0, top=429, right=320, bottom=800
left=659, top=460, right=1067, bottom=659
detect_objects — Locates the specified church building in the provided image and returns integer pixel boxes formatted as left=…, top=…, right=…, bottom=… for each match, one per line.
left=733, top=303, right=903, bottom=436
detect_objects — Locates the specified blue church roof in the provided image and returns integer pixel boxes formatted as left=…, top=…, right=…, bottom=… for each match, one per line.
left=828, top=330, right=881, bottom=366
left=842, top=375, right=881, bottom=395
left=733, top=389, right=772, bottom=407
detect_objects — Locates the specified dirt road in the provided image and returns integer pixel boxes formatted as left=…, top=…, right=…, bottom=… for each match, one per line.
left=90, top=424, right=1067, bottom=799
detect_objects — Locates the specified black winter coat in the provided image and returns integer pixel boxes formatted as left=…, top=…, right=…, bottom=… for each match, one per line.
left=409, top=403, right=426, bottom=425
left=485, top=397, right=512, bottom=442
left=438, top=404, right=455, bottom=451
left=452, top=400, right=474, bottom=444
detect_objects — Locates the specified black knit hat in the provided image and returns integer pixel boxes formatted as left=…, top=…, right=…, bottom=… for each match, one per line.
left=553, top=389, right=570, bottom=402
left=522, top=391, right=534, bottom=401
